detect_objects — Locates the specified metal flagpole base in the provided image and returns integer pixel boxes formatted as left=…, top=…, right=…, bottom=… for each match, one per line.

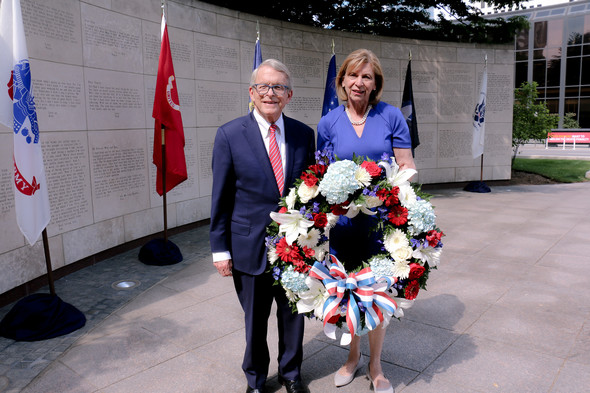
left=464, top=181, right=491, bottom=193
left=0, top=293, right=86, bottom=341
left=138, top=238, right=183, bottom=266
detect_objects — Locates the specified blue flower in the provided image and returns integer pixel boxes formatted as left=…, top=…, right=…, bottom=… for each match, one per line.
left=312, top=202, right=320, bottom=213
left=280, top=266, right=309, bottom=292
left=272, top=266, right=282, bottom=280
left=407, top=199, right=436, bottom=235
left=318, top=160, right=361, bottom=204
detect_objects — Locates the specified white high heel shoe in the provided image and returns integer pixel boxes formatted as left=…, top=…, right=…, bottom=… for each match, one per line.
left=334, top=354, right=364, bottom=387
left=367, top=363, right=394, bottom=393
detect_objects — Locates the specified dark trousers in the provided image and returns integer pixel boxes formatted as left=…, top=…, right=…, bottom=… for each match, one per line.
left=233, top=269, right=305, bottom=389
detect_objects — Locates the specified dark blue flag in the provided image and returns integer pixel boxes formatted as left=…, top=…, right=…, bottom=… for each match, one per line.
left=321, top=54, right=338, bottom=117
left=401, top=60, right=419, bottom=156
left=249, top=39, right=262, bottom=112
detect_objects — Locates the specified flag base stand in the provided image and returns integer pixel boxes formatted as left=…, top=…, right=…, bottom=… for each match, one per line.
left=464, top=181, right=491, bottom=193
left=0, top=293, right=86, bottom=342
left=138, top=238, right=183, bottom=266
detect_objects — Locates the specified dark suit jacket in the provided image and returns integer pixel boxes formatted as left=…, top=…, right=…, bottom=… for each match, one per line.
left=210, top=112, right=315, bottom=275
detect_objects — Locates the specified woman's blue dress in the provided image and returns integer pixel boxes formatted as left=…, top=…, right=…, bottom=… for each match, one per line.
left=317, top=101, right=411, bottom=270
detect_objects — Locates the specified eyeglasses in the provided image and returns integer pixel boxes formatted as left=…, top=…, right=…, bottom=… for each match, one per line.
left=252, top=84, right=290, bottom=95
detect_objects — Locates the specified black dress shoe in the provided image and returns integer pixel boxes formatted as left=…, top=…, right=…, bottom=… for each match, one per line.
left=245, top=385, right=265, bottom=393
left=278, top=374, right=308, bottom=393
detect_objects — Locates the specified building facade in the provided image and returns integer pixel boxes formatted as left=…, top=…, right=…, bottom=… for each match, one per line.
left=484, top=0, right=590, bottom=128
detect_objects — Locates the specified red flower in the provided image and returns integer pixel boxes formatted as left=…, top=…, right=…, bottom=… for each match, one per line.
left=377, top=187, right=400, bottom=206
left=360, top=161, right=382, bottom=177
left=275, top=238, right=301, bottom=263
left=308, top=164, right=326, bottom=177
left=408, top=263, right=425, bottom=280
left=388, top=205, right=408, bottom=226
left=404, top=280, right=420, bottom=300
left=331, top=201, right=349, bottom=216
left=278, top=206, right=288, bottom=214
left=302, top=246, right=315, bottom=258
left=426, top=230, right=444, bottom=247
left=313, top=212, right=328, bottom=228
left=293, top=260, right=311, bottom=273
left=301, top=172, right=318, bottom=187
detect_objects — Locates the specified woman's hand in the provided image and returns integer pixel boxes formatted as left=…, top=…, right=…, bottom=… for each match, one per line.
left=393, top=148, right=417, bottom=180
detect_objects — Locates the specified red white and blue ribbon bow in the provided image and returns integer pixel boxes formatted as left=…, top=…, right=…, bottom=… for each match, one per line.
left=309, top=254, right=398, bottom=344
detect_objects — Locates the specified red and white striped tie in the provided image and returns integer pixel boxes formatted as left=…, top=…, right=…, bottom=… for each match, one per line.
left=268, top=124, right=284, bottom=195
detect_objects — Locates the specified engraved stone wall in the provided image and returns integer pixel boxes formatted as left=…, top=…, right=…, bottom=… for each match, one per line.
left=0, top=0, right=514, bottom=295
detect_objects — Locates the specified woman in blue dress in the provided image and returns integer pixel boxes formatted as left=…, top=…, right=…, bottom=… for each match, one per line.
left=317, top=49, right=416, bottom=393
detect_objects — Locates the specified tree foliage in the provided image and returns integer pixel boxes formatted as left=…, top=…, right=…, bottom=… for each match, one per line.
left=512, top=81, right=558, bottom=163
left=562, top=113, right=581, bottom=129
left=199, top=0, right=529, bottom=43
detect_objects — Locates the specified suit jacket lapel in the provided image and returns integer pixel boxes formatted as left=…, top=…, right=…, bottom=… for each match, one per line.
left=243, top=113, right=281, bottom=197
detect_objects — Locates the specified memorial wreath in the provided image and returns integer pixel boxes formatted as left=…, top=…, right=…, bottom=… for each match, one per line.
left=265, top=150, right=444, bottom=344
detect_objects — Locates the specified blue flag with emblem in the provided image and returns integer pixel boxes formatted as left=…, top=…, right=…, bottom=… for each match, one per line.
left=322, top=54, right=338, bottom=117
left=472, top=65, right=487, bottom=158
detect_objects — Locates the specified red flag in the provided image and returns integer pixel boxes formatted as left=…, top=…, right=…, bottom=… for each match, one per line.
left=152, top=12, right=187, bottom=195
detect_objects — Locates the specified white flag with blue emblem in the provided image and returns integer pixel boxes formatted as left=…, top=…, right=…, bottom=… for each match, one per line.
left=0, top=0, right=51, bottom=245
left=472, top=66, right=487, bottom=158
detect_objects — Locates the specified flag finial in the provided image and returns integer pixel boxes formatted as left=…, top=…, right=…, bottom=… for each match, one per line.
left=484, top=54, right=487, bottom=66
left=256, top=21, right=260, bottom=41
left=331, top=39, right=335, bottom=55
left=409, top=50, right=412, bottom=61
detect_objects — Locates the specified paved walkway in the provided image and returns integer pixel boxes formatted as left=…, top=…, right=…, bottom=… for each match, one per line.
left=2, top=182, right=590, bottom=393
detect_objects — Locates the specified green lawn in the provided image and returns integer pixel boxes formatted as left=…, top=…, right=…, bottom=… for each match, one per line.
left=513, top=158, right=590, bottom=183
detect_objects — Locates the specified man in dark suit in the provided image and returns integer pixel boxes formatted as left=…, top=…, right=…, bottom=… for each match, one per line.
left=210, top=59, right=315, bottom=393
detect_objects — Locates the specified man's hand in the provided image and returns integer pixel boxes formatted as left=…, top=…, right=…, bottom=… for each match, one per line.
left=214, top=259, right=233, bottom=277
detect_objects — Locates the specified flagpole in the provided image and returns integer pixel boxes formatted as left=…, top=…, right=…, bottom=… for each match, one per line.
left=161, top=125, right=168, bottom=243
left=479, top=55, right=487, bottom=183
left=41, top=229, right=56, bottom=295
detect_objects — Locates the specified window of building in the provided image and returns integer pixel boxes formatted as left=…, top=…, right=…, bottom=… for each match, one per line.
left=566, top=56, right=581, bottom=85
left=581, top=99, right=590, bottom=128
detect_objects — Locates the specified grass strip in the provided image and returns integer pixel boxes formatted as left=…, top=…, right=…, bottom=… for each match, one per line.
left=513, top=158, right=590, bottom=183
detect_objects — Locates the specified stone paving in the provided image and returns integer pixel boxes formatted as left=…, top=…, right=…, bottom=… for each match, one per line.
left=1, top=182, right=589, bottom=393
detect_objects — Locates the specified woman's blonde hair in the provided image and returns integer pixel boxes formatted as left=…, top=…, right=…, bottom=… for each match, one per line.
left=336, top=49, right=384, bottom=106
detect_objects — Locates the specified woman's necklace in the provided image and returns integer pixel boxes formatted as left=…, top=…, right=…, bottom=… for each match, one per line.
left=345, top=104, right=372, bottom=126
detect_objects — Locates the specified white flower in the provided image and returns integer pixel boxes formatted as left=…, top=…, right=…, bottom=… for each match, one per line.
left=297, top=183, right=319, bottom=203
left=383, top=229, right=409, bottom=254
left=393, top=298, right=414, bottom=318
left=296, top=277, right=329, bottom=318
left=379, top=160, right=417, bottom=188
left=285, top=188, right=297, bottom=209
left=391, top=259, right=411, bottom=279
left=365, top=195, right=383, bottom=209
left=267, top=247, right=279, bottom=264
left=284, top=287, right=298, bottom=303
left=270, top=210, right=315, bottom=245
left=297, top=228, right=320, bottom=248
left=344, top=200, right=377, bottom=218
left=354, top=166, right=372, bottom=187
left=398, top=184, right=417, bottom=208
left=413, top=246, right=442, bottom=267
left=313, top=242, right=329, bottom=262
left=326, top=212, right=340, bottom=229
left=391, top=245, right=413, bottom=263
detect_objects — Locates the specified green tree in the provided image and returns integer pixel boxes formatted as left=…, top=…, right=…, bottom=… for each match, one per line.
left=201, top=0, right=529, bottom=44
left=562, top=112, right=581, bottom=129
left=512, top=81, right=558, bottom=163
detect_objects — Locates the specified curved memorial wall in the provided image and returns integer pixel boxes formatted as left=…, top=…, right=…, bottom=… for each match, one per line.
left=0, top=0, right=514, bottom=296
